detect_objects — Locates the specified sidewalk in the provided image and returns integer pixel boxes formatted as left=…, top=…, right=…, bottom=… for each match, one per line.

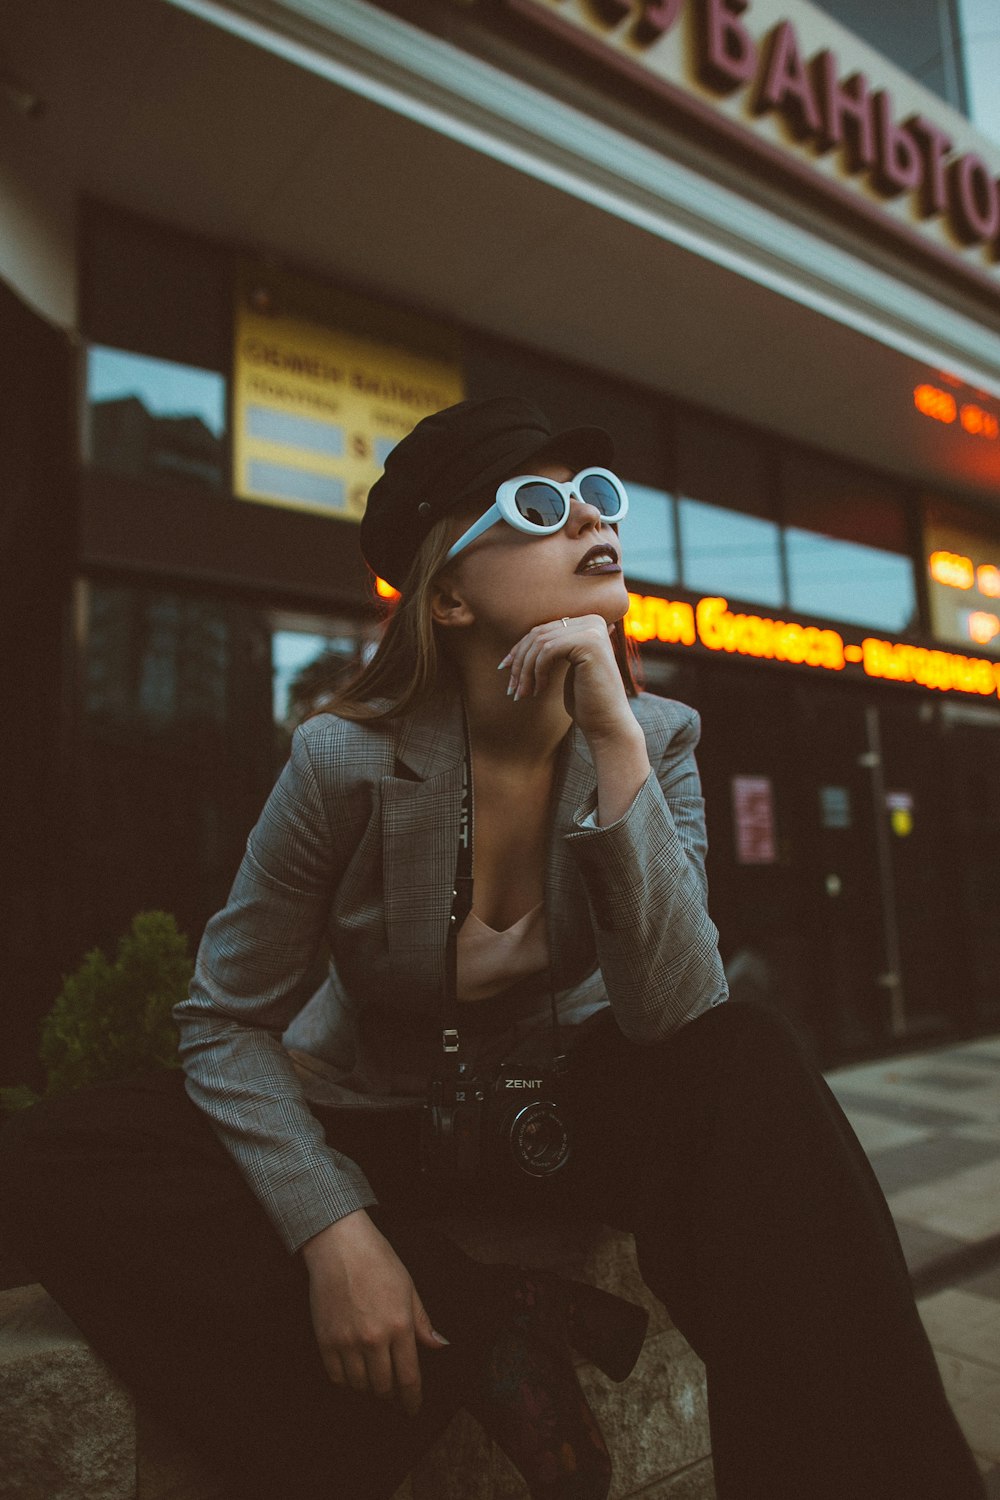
left=827, top=1031, right=1000, bottom=1495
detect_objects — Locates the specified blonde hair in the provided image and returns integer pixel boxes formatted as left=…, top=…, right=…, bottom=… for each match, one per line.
left=315, top=517, right=640, bottom=724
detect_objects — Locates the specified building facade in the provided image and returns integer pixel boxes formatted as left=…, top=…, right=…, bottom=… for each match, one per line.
left=2, top=0, right=999, bottom=1084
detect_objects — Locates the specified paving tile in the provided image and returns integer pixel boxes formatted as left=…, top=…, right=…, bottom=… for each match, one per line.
left=866, top=1134, right=1000, bottom=1197
left=956, top=1124, right=1000, bottom=1145
left=931, top=1347, right=1000, bottom=1405
left=951, top=1393, right=1000, bottom=1465
left=918, top=1289, right=1000, bottom=1366
left=889, top=1159, right=1000, bottom=1241
left=905, top=1068, right=1000, bottom=1093
left=983, top=1463, right=1000, bottom=1499
left=825, top=1087, right=971, bottom=1130
left=871, top=1084, right=1000, bottom=1124
left=832, top=1107, right=930, bottom=1155
left=945, top=1051, right=1000, bottom=1071
left=958, top=1263, right=1000, bottom=1302
left=894, top=1218, right=969, bottom=1276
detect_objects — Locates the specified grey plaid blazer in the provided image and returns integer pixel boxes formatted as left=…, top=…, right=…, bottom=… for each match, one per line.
left=175, top=687, right=728, bottom=1253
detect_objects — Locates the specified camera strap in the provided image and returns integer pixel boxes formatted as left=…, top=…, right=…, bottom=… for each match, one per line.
left=440, top=705, right=566, bottom=1077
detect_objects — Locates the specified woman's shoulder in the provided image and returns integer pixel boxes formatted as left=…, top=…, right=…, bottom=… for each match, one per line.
left=294, top=710, right=396, bottom=785
left=631, top=692, right=701, bottom=755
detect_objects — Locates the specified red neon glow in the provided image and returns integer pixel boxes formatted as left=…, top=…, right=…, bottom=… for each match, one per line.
left=914, top=384, right=957, bottom=424
left=960, top=404, right=1000, bottom=440
left=914, top=385, right=1000, bottom=441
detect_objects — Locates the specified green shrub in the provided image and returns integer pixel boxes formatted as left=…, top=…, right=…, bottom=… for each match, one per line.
left=37, top=911, right=193, bottom=1097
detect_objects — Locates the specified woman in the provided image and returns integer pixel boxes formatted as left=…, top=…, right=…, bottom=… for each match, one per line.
left=1, top=397, right=984, bottom=1500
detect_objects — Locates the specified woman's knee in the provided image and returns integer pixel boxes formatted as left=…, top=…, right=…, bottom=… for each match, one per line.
left=646, top=998, right=818, bottom=1096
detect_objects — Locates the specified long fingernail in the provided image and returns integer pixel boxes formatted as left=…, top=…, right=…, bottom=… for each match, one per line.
left=507, top=677, right=515, bottom=697
left=432, top=1331, right=450, bottom=1345
left=497, top=653, right=511, bottom=670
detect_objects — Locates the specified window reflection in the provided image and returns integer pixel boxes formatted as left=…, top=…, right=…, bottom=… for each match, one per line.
left=272, top=630, right=365, bottom=730
left=84, top=586, right=235, bottom=728
left=86, top=345, right=226, bottom=486
left=782, top=450, right=916, bottom=633
left=676, top=409, right=783, bottom=606
left=622, top=482, right=677, bottom=586
left=810, top=0, right=964, bottom=111
left=786, top=530, right=916, bottom=631
left=78, top=583, right=378, bottom=964
left=679, top=499, right=784, bottom=606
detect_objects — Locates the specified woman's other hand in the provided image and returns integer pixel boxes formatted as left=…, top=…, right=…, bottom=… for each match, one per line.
left=301, top=1209, right=449, bottom=1416
left=499, top=615, right=649, bottom=822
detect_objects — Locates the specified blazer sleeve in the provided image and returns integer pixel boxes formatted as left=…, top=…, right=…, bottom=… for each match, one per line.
left=565, top=703, right=729, bottom=1042
left=173, top=719, right=379, bottom=1255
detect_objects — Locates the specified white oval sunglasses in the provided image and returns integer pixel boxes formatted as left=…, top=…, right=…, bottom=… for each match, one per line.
left=444, top=467, right=629, bottom=564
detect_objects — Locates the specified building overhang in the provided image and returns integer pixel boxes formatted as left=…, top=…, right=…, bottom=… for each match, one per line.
left=3, top=0, right=1000, bottom=503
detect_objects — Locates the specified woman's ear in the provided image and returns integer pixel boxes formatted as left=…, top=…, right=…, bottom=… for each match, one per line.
left=430, top=578, right=475, bottom=630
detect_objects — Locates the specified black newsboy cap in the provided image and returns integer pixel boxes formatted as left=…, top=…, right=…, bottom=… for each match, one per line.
left=360, top=396, right=614, bottom=590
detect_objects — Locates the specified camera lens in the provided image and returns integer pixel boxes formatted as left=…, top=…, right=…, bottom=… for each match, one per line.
left=507, top=1100, right=571, bottom=1177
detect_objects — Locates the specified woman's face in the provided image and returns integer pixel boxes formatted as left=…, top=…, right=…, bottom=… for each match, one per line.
left=439, top=462, right=631, bottom=643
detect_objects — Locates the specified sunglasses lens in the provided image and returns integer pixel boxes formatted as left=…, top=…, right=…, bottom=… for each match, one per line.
left=578, top=472, right=622, bottom=516
left=513, top=482, right=566, bottom=529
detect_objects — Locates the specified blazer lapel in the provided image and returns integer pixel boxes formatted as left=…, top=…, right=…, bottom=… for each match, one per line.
left=380, top=689, right=466, bottom=1010
left=380, top=691, right=601, bottom=1004
left=546, top=726, right=599, bottom=992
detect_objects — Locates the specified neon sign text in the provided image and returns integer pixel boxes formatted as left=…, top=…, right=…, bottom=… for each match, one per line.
left=914, top=385, right=999, bottom=440
left=624, top=592, right=1000, bottom=699
left=929, top=550, right=975, bottom=588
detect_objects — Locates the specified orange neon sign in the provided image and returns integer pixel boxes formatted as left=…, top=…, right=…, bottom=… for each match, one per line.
left=968, top=611, right=1000, bottom=646
left=914, top=385, right=999, bottom=441
left=374, top=576, right=401, bottom=601
left=929, top=550, right=975, bottom=589
left=914, top=384, right=957, bottom=425
left=978, top=565, right=1000, bottom=598
left=623, top=592, right=1000, bottom=701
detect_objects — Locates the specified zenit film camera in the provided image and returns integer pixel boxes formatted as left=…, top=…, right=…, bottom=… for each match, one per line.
left=420, top=1059, right=572, bottom=1183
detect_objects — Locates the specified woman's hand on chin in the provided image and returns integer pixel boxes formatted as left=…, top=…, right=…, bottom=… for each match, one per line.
left=498, top=615, right=650, bottom=824
left=498, top=615, right=635, bottom=746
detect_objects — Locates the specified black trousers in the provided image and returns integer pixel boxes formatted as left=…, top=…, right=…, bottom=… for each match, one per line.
left=0, top=1000, right=984, bottom=1500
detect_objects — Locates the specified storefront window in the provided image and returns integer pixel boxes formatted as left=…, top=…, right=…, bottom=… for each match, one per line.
left=79, top=581, right=375, bottom=957
left=272, top=625, right=373, bottom=731
left=810, top=0, right=967, bottom=113
left=958, top=0, right=1000, bottom=144
left=676, top=411, right=783, bottom=606
left=924, top=496, right=1000, bottom=655
left=782, top=451, right=917, bottom=633
left=622, top=482, right=677, bottom=586
left=85, top=345, right=227, bottom=487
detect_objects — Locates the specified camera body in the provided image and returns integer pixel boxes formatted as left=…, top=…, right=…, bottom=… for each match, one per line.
left=421, top=1059, right=572, bottom=1183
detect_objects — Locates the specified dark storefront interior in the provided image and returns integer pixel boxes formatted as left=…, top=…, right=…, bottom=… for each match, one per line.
left=4, top=202, right=1000, bottom=1086
left=662, top=658, right=1000, bottom=1064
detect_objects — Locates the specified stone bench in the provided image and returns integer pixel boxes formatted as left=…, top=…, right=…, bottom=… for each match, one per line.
left=0, top=1218, right=714, bottom=1500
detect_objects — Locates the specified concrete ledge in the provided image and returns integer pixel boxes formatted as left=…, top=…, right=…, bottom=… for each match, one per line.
left=0, top=1221, right=713, bottom=1500
left=0, top=1283, right=134, bottom=1500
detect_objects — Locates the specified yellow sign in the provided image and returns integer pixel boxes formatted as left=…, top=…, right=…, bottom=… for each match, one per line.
left=233, top=263, right=464, bottom=522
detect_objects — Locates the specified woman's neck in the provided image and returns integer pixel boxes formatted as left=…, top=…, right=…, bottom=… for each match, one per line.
left=455, top=639, right=572, bottom=765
